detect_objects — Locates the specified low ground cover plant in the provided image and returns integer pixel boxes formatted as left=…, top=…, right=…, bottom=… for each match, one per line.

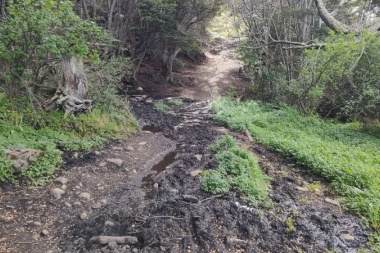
left=211, top=97, right=380, bottom=233
left=201, top=135, right=271, bottom=205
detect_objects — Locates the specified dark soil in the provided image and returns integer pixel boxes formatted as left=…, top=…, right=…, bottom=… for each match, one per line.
left=0, top=39, right=371, bottom=253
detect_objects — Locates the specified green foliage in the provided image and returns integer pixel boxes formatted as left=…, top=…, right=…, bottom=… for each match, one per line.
left=201, top=135, right=271, bottom=205
left=212, top=97, right=380, bottom=230
left=167, top=98, right=184, bottom=107
left=296, top=31, right=380, bottom=120
left=0, top=92, right=137, bottom=184
left=0, top=0, right=105, bottom=95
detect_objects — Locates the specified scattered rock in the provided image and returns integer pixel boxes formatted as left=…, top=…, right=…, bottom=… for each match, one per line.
left=94, top=151, right=101, bottom=155
left=226, top=236, right=247, bottom=245
left=80, top=212, right=88, bottom=220
left=73, top=152, right=79, bottom=159
left=107, top=159, right=123, bottom=167
left=5, top=205, right=15, bottom=209
left=64, top=202, right=72, bottom=208
left=138, top=142, right=147, bottom=146
left=153, top=183, right=159, bottom=189
left=105, top=221, right=115, bottom=227
left=79, top=192, right=91, bottom=201
left=91, top=203, right=102, bottom=209
left=340, top=234, right=355, bottom=241
left=5, top=148, right=43, bottom=173
left=325, top=198, right=340, bottom=207
left=112, top=147, right=123, bottom=151
left=32, top=233, right=40, bottom=240
left=183, top=195, right=199, bottom=203
left=190, top=170, right=202, bottom=177
left=145, top=98, right=153, bottom=104
left=100, top=199, right=108, bottom=205
left=170, top=189, right=179, bottom=194
left=90, top=236, right=138, bottom=245
left=55, top=177, right=68, bottom=185
left=46, top=250, right=62, bottom=253
left=99, top=162, right=107, bottom=167
left=61, top=185, right=67, bottom=190
left=132, top=248, right=138, bottom=253
left=51, top=188, right=65, bottom=200
left=41, top=229, right=49, bottom=236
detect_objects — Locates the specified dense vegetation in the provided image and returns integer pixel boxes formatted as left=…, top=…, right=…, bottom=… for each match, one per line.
left=212, top=97, right=380, bottom=244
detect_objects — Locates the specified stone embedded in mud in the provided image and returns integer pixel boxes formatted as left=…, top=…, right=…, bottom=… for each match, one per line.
left=55, top=177, right=68, bottom=185
left=107, top=158, right=123, bottom=166
left=41, top=229, right=49, bottom=236
left=80, top=212, right=88, bottom=220
left=138, top=142, right=147, bottom=146
left=61, top=185, right=67, bottom=190
left=126, top=146, right=134, bottom=151
left=91, top=203, right=102, bottom=209
left=99, top=162, right=107, bottom=167
left=94, top=151, right=101, bottom=155
left=340, top=234, right=355, bottom=241
left=183, top=195, right=199, bottom=203
left=194, top=154, right=203, bottom=161
left=295, top=186, right=309, bottom=192
left=90, top=235, right=138, bottom=245
left=108, top=241, right=118, bottom=250
left=51, top=188, right=65, bottom=199
left=79, top=192, right=91, bottom=201
left=153, top=183, right=159, bottom=189
left=64, top=202, right=72, bottom=208
left=105, top=221, right=115, bottom=227
left=190, top=170, right=202, bottom=177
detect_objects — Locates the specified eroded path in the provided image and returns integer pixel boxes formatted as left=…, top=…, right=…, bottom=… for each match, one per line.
left=0, top=39, right=371, bottom=253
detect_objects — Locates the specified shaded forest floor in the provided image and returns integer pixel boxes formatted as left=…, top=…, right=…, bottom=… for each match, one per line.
left=0, top=39, right=371, bottom=253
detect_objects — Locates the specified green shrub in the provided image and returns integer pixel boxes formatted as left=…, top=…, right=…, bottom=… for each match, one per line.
left=201, top=135, right=271, bottom=205
left=154, top=102, right=172, bottom=113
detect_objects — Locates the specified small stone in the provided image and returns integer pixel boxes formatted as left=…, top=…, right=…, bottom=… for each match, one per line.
left=94, top=151, right=101, bottom=155
left=64, top=202, right=72, bottom=208
left=190, top=170, right=202, bottom=177
left=55, top=177, right=68, bottom=185
left=137, top=87, right=143, bottom=91
left=73, top=202, right=82, bottom=207
left=46, top=250, right=62, bottom=253
left=100, top=199, right=108, bottom=205
left=33, top=221, right=42, bottom=226
left=61, top=185, right=67, bottom=190
left=126, top=146, right=134, bottom=151
left=79, top=192, right=91, bottom=201
left=99, top=162, right=107, bottom=167
left=73, top=152, right=79, bottom=159
left=105, top=221, right=115, bottom=227
left=138, top=142, right=147, bottom=146
left=108, top=241, right=118, bottom=250
left=194, top=154, right=203, bottom=161
left=153, top=183, right=159, bottom=189
left=80, top=212, right=88, bottom=220
left=132, top=248, right=138, bottom=253
left=107, top=158, right=123, bottom=167
left=325, top=198, right=340, bottom=207
left=183, top=195, right=199, bottom=203
left=340, top=233, right=355, bottom=241
left=51, top=188, right=65, bottom=199
left=5, top=205, right=15, bottom=209
left=75, top=185, right=81, bottom=189
left=91, top=203, right=102, bottom=209
left=41, top=229, right=49, bottom=236
left=133, top=169, right=137, bottom=174
left=295, top=186, right=309, bottom=192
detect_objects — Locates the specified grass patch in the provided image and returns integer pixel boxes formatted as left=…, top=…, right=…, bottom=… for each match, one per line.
left=211, top=97, right=380, bottom=231
left=153, top=98, right=184, bottom=113
left=0, top=93, right=137, bottom=185
left=201, top=135, right=271, bottom=206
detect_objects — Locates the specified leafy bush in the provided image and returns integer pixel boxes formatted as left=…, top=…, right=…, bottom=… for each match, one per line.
left=212, top=97, right=380, bottom=230
left=296, top=31, right=380, bottom=120
left=201, top=135, right=271, bottom=205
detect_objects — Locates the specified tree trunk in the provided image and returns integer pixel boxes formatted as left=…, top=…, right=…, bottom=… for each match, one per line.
left=314, top=0, right=352, bottom=33
left=47, top=57, right=92, bottom=116
left=162, top=45, right=181, bottom=83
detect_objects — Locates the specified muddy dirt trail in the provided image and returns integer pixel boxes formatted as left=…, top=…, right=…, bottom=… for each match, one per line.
left=0, top=39, right=371, bottom=253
